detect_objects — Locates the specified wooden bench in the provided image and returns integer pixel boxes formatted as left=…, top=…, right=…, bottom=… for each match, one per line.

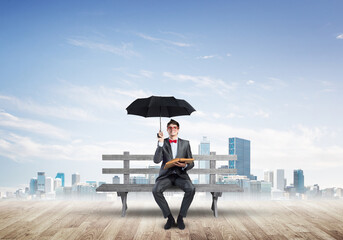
left=96, top=151, right=243, bottom=217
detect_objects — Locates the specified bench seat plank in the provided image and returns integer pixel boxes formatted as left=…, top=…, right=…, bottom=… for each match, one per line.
left=96, top=184, right=243, bottom=192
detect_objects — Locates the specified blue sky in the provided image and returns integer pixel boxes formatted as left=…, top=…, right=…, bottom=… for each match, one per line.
left=1, top=1, right=343, bottom=189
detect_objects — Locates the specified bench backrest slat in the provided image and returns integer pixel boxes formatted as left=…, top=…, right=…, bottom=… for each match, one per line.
left=102, top=151, right=238, bottom=177
left=102, top=168, right=236, bottom=174
left=103, top=153, right=237, bottom=161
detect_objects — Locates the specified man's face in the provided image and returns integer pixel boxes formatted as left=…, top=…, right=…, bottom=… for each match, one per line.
left=167, top=124, right=179, bottom=138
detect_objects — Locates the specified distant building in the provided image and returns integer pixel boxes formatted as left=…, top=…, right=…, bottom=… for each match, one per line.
left=285, top=186, right=297, bottom=199
left=275, top=169, right=285, bottom=191
left=112, top=176, right=120, bottom=184
left=322, top=188, right=335, bottom=198
left=294, top=169, right=305, bottom=193
left=250, top=180, right=261, bottom=197
left=55, top=173, right=65, bottom=187
left=264, top=170, right=274, bottom=187
left=229, top=137, right=250, bottom=178
left=15, top=189, right=26, bottom=199
left=198, top=136, right=210, bottom=184
left=72, top=183, right=96, bottom=199
left=72, top=173, right=80, bottom=186
left=29, top=178, right=37, bottom=195
left=54, top=178, right=62, bottom=190
left=37, top=172, right=46, bottom=193
left=261, top=181, right=272, bottom=193
left=148, top=165, right=159, bottom=184
left=336, top=188, right=343, bottom=198
left=308, top=184, right=320, bottom=198
left=45, top=177, right=54, bottom=193
left=86, top=181, right=97, bottom=187
left=130, top=176, right=149, bottom=184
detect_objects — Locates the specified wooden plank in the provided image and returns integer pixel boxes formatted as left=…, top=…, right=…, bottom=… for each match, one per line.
left=1, top=200, right=343, bottom=240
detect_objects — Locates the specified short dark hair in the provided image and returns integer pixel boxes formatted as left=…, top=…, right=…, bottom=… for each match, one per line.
left=167, top=119, right=179, bottom=128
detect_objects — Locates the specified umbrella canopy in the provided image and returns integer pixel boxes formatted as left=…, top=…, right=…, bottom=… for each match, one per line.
left=126, top=96, right=196, bottom=130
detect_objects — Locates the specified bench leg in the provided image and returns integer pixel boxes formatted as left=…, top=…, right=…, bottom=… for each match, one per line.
left=211, top=192, right=222, bottom=217
left=117, top=192, right=128, bottom=217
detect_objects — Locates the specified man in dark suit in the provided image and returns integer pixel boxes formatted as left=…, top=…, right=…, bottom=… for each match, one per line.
left=153, top=119, right=195, bottom=230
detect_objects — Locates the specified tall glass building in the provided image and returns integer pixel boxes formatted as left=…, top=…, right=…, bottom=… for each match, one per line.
left=29, top=178, right=37, bottom=195
left=37, top=172, right=46, bottom=193
left=275, top=169, right=285, bottom=191
left=228, top=137, right=250, bottom=177
left=72, top=173, right=80, bottom=186
left=294, top=169, right=304, bottom=193
left=198, top=136, right=210, bottom=184
left=55, top=172, right=65, bottom=187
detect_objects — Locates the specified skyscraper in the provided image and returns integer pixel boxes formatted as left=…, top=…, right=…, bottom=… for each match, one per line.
left=54, top=178, right=62, bottom=190
left=45, top=177, right=53, bottom=193
left=55, top=173, right=65, bottom=187
left=275, top=169, right=285, bottom=191
left=29, top=178, right=37, bottom=195
left=72, top=173, right=80, bottom=186
left=228, top=137, right=250, bottom=177
left=264, top=170, right=274, bottom=187
left=294, top=169, right=305, bottom=193
left=37, top=172, right=46, bottom=193
left=198, top=136, right=210, bottom=184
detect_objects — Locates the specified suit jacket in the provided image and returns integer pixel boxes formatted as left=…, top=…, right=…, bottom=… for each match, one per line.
left=154, top=138, right=194, bottom=181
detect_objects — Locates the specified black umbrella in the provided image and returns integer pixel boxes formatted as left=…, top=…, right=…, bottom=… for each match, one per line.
left=126, top=96, right=196, bottom=131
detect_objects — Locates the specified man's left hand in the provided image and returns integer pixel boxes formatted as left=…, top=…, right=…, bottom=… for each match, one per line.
left=174, top=161, right=186, bottom=168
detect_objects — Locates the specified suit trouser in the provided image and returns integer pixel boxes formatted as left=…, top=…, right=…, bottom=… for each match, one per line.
left=152, top=174, right=195, bottom=218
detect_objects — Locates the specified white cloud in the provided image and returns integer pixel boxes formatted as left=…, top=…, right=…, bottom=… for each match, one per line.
left=226, top=113, right=243, bottom=119
left=159, top=31, right=187, bottom=39
left=336, top=34, right=343, bottom=39
left=163, top=72, right=237, bottom=96
left=0, top=131, right=154, bottom=163
left=112, top=68, right=154, bottom=79
left=0, top=111, right=70, bottom=140
left=320, top=81, right=335, bottom=92
left=56, top=83, right=152, bottom=111
left=259, top=77, right=287, bottom=91
left=268, top=77, right=287, bottom=87
left=246, top=80, right=255, bottom=85
left=136, top=33, right=191, bottom=47
left=213, top=113, right=221, bottom=119
left=198, top=55, right=216, bottom=59
left=0, top=94, right=98, bottom=122
left=67, top=38, right=138, bottom=57
left=139, top=70, right=154, bottom=78
left=226, top=53, right=232, bottom=57
left=254, top=110, right=270, bottom=118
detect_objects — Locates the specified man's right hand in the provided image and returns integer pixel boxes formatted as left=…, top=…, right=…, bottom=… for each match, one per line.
left=157, top=131, right=164, bottom=142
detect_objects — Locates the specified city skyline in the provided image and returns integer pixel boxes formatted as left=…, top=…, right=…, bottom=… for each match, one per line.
left=1, top=1, right=343, bottom=189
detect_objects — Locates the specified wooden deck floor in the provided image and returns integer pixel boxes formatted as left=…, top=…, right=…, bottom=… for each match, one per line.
left=0, top=199, right=343, bottom=240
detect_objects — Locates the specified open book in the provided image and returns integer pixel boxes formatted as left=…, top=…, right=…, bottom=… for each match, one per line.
left=164, top=158, right=194, bottom=169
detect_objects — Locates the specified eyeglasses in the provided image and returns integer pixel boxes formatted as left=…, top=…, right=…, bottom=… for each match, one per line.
left=167, top=126, right=179, bottom=130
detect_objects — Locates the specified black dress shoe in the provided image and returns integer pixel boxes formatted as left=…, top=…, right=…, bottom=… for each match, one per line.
left=164, top=216, right=175, bottom=230
left=177, top=215, right=185, bottom=230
